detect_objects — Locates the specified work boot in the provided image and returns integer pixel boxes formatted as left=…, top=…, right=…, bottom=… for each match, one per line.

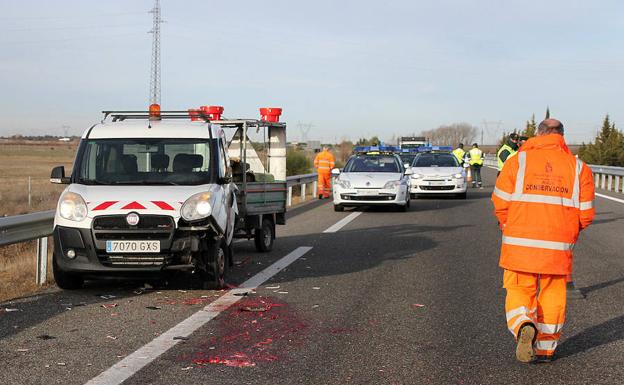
left=516, top=323, right=537, bottom=363
left=318, top=195, right=323, bottom=200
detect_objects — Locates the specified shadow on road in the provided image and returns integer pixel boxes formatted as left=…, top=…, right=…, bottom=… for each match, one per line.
left=557, top=314, right=624, bottom=359
left=579, top=276, right=624, bottom=296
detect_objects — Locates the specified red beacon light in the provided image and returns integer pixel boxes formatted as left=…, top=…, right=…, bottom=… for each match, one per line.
left=149, top=104, right=161, bottom=120
left=259, top=107, right=282, bottom=122
left=188, top=108, right=201, bottom=121
left=200, top=105, right=224, bottom=121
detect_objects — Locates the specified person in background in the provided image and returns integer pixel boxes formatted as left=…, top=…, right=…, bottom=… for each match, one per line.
left=497, top=133, right=520, bottom=175
left=314, top=146, right=335, bottom=199
left=491, top=118, right=595, bottom=363
left=453, top=143, right=465, bottom=163
left=468, top=143, right=484, bottom=188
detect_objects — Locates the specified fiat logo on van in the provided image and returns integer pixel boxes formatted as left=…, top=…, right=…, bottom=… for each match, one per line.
left=126, top=212, right=140, bottom=226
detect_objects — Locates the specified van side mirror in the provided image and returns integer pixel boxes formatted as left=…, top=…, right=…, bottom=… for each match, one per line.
left=331, top=168, right=340, bottom=176
left=50, top=166, right=70, bottom=184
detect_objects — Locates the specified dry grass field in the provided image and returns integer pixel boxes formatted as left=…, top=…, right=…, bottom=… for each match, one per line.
left=0, top=140, right=77, bottom=302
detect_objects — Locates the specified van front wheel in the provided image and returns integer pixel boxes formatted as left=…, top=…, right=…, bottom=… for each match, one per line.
left=53, top=254, right=84, bottom=290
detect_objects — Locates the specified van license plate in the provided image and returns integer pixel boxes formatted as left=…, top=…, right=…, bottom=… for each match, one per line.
left=106, top=241, right=160, bottom=253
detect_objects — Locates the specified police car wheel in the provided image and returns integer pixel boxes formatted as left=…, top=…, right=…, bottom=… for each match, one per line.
left=457, top=192, right=467, bottom=199
left=52, top=253, right=84, bottom=290
left=334, top=204, right=344, bottom=212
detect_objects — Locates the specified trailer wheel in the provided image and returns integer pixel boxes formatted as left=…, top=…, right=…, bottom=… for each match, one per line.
left=254, top=218, right=274, bottom=252
left=203, top=240, right=227, bottom=290
left=53, top=253, right=84, bottom=290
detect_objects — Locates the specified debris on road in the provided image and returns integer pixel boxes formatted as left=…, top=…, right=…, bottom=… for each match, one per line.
left=312, top=304, right=320, bottom=309
left=181, top=366, right=193, bottom=371
left=276, top=291, right=289, bottom=294
left=265, top=285, right=280, bottom=290
left=98, top=295, right=117, bottom=300
left=312, top=287, right=321, bottom=290
left=101, top=303, right=118, bottom=309
left=56, top=362, right=66, bottom=366
left=106, top=335, right=118, bottom=340
left=173, top=336, right=190, bottom=341
left=234, top=256, right=252, bottom=267
left=411, top=303, right=426, bottom=308
left=37, top=335, right=56, bottom=340
left=146, top=306, right=162, bottom=310
left=2, top=308, right=20, bottom=312
left=233, top=292, right=249, bottom=297
left=16, top=348, right=29, bottom=352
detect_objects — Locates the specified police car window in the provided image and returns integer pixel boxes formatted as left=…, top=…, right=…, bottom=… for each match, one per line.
left=77, top=138, right=215, bottom=186
left=413, top=154, right=459, bottom=167
left=345, top=156, right=400, bottom=173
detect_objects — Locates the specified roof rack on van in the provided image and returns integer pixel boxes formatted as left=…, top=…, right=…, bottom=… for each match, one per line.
left=101, top=110, right=207, bottom=122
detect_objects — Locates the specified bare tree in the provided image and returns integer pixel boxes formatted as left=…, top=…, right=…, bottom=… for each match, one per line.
left=421, top=123, right=478, bottom=146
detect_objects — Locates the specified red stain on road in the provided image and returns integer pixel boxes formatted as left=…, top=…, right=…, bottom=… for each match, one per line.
left=181, top=296, right=309, bottom=368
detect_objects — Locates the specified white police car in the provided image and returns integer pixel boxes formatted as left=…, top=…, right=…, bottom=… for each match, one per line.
left=332, top=149, right=412, bottom=212
left=409, top=151, right=467, bottom=198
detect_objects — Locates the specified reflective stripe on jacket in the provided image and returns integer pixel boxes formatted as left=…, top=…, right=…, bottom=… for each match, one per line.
left=314, top=150, right=335, bottom=173
left=491, top=134, right=595, bottom=275
left=469, top=148, right=484, bottom=166
left=497, top=143, right=517, bottom=171
left=453, top=148, right=465, bottom=163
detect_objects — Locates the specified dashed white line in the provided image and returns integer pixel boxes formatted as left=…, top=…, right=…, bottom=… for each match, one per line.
left=322, top=211, right=363, bottom=233
left=595, top=192, right=624, bottom=205
left=85, top=246, right=313, bottom=385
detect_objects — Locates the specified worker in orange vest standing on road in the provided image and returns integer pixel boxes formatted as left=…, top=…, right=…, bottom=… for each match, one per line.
left=491, top=119, right=595, bottom=363
left=314, top=146, right=335, bottom=199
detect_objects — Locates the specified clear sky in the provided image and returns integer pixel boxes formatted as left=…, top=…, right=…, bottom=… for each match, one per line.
left=1, top=0, right=623, bottom=144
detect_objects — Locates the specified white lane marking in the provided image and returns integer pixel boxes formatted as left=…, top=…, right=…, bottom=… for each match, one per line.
left=596, top=192, right=624, bottom=205
left=85, top=246, right=313, bottom=385
left=322, top=212, right=363, bottom=233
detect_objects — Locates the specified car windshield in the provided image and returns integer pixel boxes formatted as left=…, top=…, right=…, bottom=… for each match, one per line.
left=413, top=153, right=459, bottom=167
left=76, top=138, right=215, bottom=185
left=399, top=154, right=417, bottom=165
left=344, top=155, right=401, bottom=173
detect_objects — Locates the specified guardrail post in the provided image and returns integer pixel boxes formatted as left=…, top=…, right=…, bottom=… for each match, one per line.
left=36, top=237, right=48, bottom=285
left=616, top=176, right=621, bottom=193
left=601, top=174, right=606, bottom=189
left=313, top=181, right=318, bottom=199
left=607, top=175, right=613, bottom=191
left=287, top=186, right=293, bottom=207
left=301, top=183, right=306, bottom=202
left=595, top=173, right=599, bottom=188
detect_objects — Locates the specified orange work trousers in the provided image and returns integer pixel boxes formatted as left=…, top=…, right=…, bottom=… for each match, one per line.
left=317, top=172, right=331, bottom=198
left=503, top=269, right=566, bottom=357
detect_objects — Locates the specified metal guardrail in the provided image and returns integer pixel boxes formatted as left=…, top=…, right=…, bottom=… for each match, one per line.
left=286, top=173, right=318, bottom=206
left=0, top=174, right=319, bottom=286
left=589, top=165, right=624, bottom=193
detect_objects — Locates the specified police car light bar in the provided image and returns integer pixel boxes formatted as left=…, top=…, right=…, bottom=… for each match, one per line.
left=416, top=146, right=453, bottom=152
left=353, top=145, right=400, bottom=154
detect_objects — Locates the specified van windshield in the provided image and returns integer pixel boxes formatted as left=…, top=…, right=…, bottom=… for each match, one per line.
left=76, top=138, right=215, bottom=185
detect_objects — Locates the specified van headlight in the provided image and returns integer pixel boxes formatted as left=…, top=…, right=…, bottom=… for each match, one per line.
left=383, top=180, right=401, bottom=189
left=58, top=192, right=88, bottom=222
left=411, top=173, right=424, bottom=179
left=181, top=192, right=213, bottom=222
left=453, top=173, right=463, bottom=179
left=336, top=179, right=351, bottom=189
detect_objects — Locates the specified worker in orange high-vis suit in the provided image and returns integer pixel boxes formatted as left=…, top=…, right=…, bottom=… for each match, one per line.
left=491, top=119, right=594, bottom=363
left=314, top=146, right=335, bottom=199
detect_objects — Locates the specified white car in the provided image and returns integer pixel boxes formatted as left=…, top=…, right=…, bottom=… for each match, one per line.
left=409, top=152, right=467, bottom=198
left=332, top=153, right=412, bottom=212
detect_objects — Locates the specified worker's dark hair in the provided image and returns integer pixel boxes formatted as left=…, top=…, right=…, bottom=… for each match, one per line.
left=538, top=119, right=564, bottom=135
left=472, top=143, right=478, bottom=147
left=458, top=143, right=464, bottom=148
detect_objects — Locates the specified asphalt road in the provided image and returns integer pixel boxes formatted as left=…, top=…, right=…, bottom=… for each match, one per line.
left=1, top=168, right=623, bottom=385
